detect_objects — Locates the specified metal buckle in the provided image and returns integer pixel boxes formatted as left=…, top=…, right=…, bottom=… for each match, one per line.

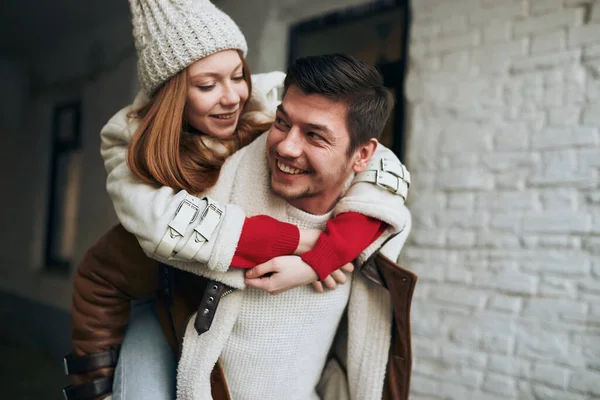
left=63, top=357, right=70, bottom=376
left=375, top=170, right=400, bottom=194
left=175, top=199, right=201, bottom=223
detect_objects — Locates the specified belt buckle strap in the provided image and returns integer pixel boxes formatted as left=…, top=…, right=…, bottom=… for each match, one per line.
left=375, top=169, right=400, bottom=194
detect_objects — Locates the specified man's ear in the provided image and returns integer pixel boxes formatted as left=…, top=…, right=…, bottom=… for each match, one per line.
left=352, top=139, right=378, bottom=173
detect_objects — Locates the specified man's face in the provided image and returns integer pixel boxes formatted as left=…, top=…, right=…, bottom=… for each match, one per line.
left=266, top=85, right=358, bottom=215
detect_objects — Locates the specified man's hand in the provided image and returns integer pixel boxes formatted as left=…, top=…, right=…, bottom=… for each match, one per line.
left=311, top=263, right=354, bottom=293
left=245, top=256, right=319, bottom=295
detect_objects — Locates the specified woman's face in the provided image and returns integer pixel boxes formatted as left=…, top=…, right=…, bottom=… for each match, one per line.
left=185, top=50, right=249, bottom=139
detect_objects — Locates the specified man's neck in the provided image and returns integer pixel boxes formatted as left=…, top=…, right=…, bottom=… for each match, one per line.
left=287, top=192, right=341, bottom=216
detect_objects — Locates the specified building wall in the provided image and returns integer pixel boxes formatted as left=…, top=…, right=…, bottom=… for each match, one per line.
left=404, top=0, right=600, bottom=399
left=221, top=0, right=600, bottom=398
left=0, top=13, right=136, bottom=311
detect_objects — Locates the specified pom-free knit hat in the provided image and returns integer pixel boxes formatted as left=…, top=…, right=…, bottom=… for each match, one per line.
left=129, top=0, right=248, bottom=94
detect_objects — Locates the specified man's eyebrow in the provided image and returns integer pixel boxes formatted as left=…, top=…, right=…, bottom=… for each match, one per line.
left=276, top=105, right=332, bottom=135
left=276, top=104, right=288, bottom=116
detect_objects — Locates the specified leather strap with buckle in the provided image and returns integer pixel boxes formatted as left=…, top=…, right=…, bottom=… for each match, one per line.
left=353, top=158, right=410, bottom=200
left=63, top=349, right=119, bottom=376
left=62, top=376, right=113, bottom=400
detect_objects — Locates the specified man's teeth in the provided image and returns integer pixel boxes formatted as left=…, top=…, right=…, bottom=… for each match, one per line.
left=277, top=161, right=305, bottom=175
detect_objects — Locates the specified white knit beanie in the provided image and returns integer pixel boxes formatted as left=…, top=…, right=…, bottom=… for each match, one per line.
left=129, top=0, right=248, bottom=95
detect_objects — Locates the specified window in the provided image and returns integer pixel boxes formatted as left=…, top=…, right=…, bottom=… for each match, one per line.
left=45, top=102, right=83, bottom=273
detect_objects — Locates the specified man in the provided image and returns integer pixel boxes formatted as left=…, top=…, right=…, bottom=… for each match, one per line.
left=68, top=54, right=415, bottom=400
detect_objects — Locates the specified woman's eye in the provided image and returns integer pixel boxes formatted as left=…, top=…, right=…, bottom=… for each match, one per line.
left=197, top=85, right=215, bottom=91
left=232, top=75, right=245, bottom=81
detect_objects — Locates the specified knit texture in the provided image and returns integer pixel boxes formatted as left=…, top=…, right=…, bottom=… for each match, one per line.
left=220, top=204, right=351, bottom=400
left=129, top=0, right=248, bottom=94
left=176, top=133, right=410, bottom=399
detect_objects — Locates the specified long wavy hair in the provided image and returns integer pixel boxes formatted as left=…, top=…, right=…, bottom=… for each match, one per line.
left=127, top=52, right=272, bottom=194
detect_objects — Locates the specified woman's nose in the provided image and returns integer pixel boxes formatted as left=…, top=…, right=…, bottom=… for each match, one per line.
left=221, top=84, right=241, bottom=106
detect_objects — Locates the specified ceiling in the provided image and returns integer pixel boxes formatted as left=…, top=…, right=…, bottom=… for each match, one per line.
left=0, top=0, right=128, bottom=56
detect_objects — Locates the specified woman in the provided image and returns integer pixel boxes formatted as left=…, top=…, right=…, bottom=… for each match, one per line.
left=65, top=0, right=410, bottom=399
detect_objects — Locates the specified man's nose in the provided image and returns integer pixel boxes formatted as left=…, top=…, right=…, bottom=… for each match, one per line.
left=220, top=84, right=240, bottom=107
left=277, top=128, right=303, bottom=159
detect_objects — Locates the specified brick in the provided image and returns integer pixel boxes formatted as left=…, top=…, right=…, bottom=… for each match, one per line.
left=483, top=19, right=511, bottom=43
left=448, top=193, right=475, bottom=210
left=579, top=148, right=600, bottom=168
left=440, top=344, right=488, bottom=368
left=412, top=22, right=441, bottom=41
left=439, top=382, right=473, bottom=400
left=583, top=236, right=600, bottom=253
left=441, top=50, right=470, bottom=71
left=474, top=267, right=538, bottom=295
left=481, top=329, right=515, bottom=354
left=569, top=369, right=600, bottom=395
left=583, top=102, right=600, bottom=125
left=579, top=279, right=600, bottom=294
left=490, top=212, right=522, bottom=231
left=531, top=29, right=566, bottom=54
left=539, top=276, right=578, bottom=297
left=477, top=232, right=521, bottom=249
left=469, top=2, right=526, bottom=25
left=437, top=168, right=495, bottom=190
left=483, top=373, right=517, bottom=397
left=430, top=284, right=487, bottom=308
left=496, top=170, right=528, bottom=190
left=571, top=334, right=600, bottom=360
left=531, top=0, right=563, bottom=15
left=521, top=259, right=590, bottom=276
left=413, top=337, right=440, bottom=359
left=531, top=127, right=598, bottom=149
left=488, top=355, right=531, bottom=378
left=448, top=367, right=484, bottom=388
left=514, top=8, right=584, bottom=36
left=516, top=327, right=569, bottom=361
left=440, top=13, right=469, bottom=34
left=488, top=294, right=523, bottom=313
left=532, top=385, right=584, bottom=400
left=523, top=298, right=588, bottom=321
left=411, top=375, right=441, bottom=396
left=529, top=169, right=598, bottom=188
left=482, top=152, right=540, bottom=172
left=511, top=50, right=581, bottom=73
left=532, top=363, right=570, bottom=388
left=522, top=211, right=592, bottom=233
left=441, top=121, right=492, bottom=153
left=547, top=106, right=581, bottom=126
left=412, top=229, right=446, bottom=247
left=540, top=189, right=578, bottom=210
left=476, top=191, right=540, bottom=211
left=428, top=30, right=479, bottom=54
left=494, top=122, right=530, bottom=150
left=568, top=23, right=600, bottom=48
left=523, top=234, right=580, bottom=249
left=447, top=228, right=477, bottom=248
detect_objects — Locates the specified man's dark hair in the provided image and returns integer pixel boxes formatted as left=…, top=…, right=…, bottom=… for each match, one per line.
left=283, top=54, right=394, bottom=154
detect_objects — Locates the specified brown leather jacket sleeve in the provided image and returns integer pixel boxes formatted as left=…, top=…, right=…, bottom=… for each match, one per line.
left=71, top=224, right=159, bottom=386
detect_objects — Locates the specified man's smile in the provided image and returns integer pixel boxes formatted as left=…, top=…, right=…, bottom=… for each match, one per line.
left=276, top=160, right=308, bottom=175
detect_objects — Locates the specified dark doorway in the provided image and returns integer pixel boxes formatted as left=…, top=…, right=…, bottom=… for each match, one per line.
left=288, top=0, right=411, bottom=162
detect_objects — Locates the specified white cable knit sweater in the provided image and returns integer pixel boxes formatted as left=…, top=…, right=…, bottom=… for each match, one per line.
left=174, top=133, right=411, bottom=400
left=220, top=205, right=351, bottom=400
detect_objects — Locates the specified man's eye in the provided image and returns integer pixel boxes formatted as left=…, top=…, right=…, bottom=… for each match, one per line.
left=275, top=117, right=288, bottom=127
left=307, top=132, right=323, bottom=140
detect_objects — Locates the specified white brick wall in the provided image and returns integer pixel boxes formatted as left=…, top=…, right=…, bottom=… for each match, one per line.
left=406, top=0, right=600, bottom=398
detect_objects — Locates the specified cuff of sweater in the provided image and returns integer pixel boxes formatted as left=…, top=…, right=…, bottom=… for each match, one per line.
left=301, top=243, right=341, bottom=281
left=271, top=222, right=300, bottom=256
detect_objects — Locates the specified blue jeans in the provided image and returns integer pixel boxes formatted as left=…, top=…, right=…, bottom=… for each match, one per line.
left=112, top=300, right=177, bottom=400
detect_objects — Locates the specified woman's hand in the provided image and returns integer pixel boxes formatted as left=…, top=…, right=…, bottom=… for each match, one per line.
left=295, top=229, right=322, bottom=255
left=311, top=263, right=354, bottom=293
